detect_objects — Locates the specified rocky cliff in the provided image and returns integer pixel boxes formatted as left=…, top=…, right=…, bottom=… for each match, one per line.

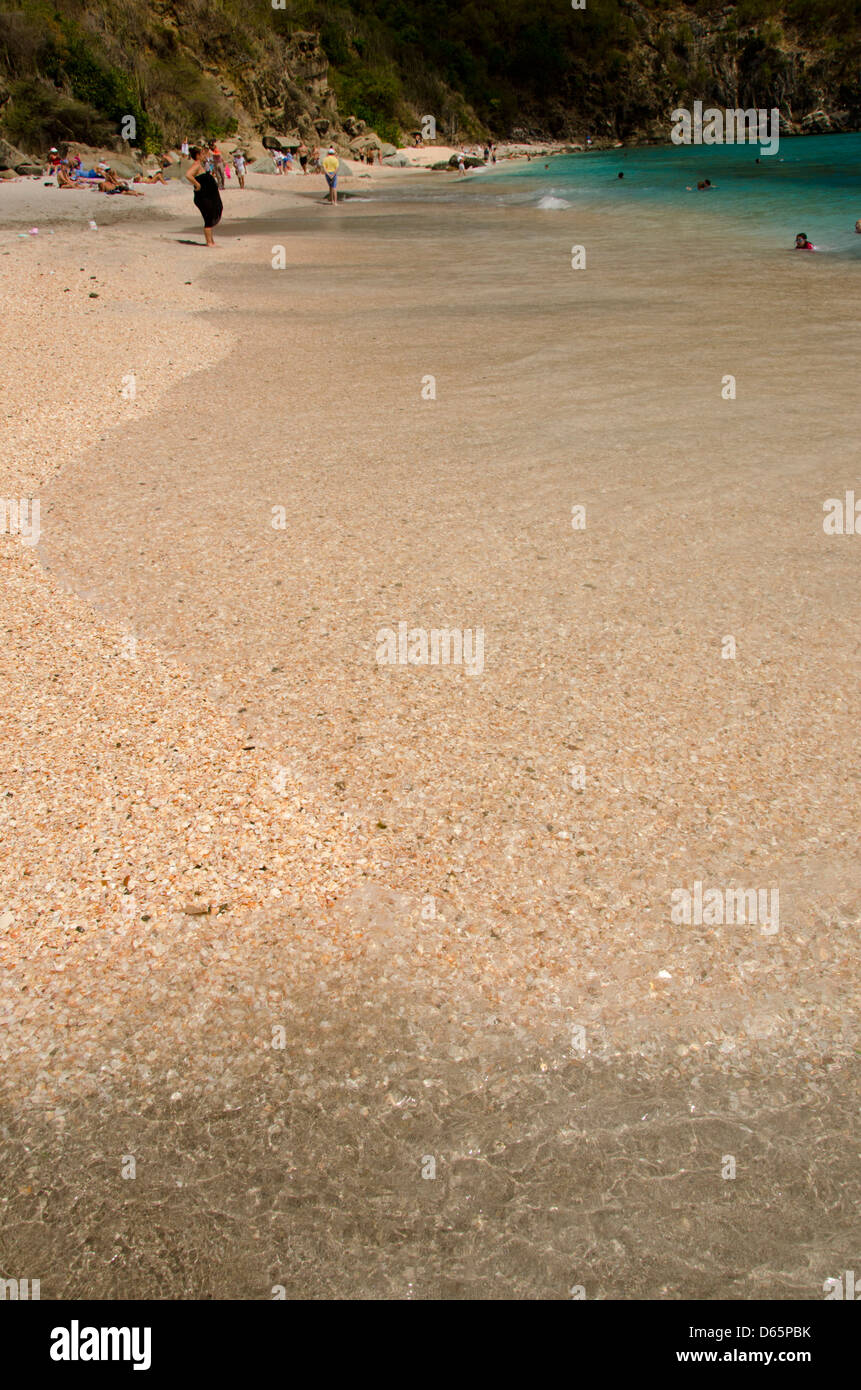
left=0, top=1, right=858, bottom=156
left=520, top=1, right=861, bottom=142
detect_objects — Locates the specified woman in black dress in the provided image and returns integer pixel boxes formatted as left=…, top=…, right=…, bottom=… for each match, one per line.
left=185, top=145, right=223, bottom=247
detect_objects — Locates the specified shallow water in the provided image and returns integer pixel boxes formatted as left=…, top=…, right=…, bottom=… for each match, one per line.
left=39, top=189, right=861, bottom=1042
left=376, top=134, right=861, bottom=258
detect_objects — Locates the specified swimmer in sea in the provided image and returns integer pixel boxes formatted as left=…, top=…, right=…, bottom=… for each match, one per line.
left=855, top=220, right=861, bottom=234
left=795, top=232, right=814, bottom=250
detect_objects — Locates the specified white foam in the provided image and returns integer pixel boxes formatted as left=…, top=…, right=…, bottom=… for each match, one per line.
left=536, top=194, right=571, bottom=210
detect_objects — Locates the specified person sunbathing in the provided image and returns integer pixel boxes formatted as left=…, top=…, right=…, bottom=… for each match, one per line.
left=99, top=168, right=144, bottom=196
left=133, top=170, right=168, bottom=184
left=57, top=161, right=99, bottom=189
left=100, top=179, right=144, bottom=196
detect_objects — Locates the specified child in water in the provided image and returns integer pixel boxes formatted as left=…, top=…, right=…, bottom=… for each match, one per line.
left=795, top=232, right=814, bottom=251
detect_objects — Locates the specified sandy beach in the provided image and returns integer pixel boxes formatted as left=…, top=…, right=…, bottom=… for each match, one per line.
left=1, top=158, right=858, bottom=1298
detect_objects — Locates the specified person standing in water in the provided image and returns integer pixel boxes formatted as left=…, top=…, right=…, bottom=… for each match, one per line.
left=322, top=146, right=339, bottom=203
left=186, top=146, right=223, bottom=247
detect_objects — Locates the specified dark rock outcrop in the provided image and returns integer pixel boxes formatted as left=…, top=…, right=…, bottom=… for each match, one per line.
left=0, top=136, right=28, bottom=170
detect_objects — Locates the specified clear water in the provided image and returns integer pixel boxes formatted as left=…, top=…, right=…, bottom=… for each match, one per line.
left=497, top=133, right=861, bottom=256
left=370, top=134, right=861, bottom=258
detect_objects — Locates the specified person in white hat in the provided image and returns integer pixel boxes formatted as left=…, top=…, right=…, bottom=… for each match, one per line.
left=322, top=145, right=339, bottom=204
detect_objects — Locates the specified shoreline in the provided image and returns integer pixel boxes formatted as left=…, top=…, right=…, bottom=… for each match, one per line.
left=5, top=126, right=858, bottom=245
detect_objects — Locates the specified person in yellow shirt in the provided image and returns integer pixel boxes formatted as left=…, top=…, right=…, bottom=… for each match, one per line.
left=322, top=147, right=339, bottom=204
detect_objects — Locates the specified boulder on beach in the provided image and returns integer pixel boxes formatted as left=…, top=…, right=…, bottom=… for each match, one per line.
left=15, top=163, right=44, bottom=177
left=249, top=156, right=278, bottom=174
left=382, top=153, right=412, bottom=167
left=0, top=137, right=29, bottom=171
left=64, top=144, right=140, bottom=178
left=350, top=133, right=382, bottom=153
left=263, top=135, right=301, bottom=152
left=240, top=140, right=268, bottom=163
left=448, top=154, right=484, bottom=168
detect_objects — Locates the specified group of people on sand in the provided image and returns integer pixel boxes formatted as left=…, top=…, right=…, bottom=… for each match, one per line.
left=272, top=142, right=313, bottom=174
left=184, top=141, right=258, bottom=245
left=268, top=142, right=344, bottom=199
left=185, top=140, right=343, bottom=244
left=199, top=142, right=247, bottom=188
left=180, top=141, right=247, bottom=189
left=269, top=141, right=359, bottom=174
left=51, top=151, right=151, bottom=196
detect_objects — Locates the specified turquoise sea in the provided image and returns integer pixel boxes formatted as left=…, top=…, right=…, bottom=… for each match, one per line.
left=374, top=132, right=861, bottom=257
left=498, top=132, right=861, bottom=256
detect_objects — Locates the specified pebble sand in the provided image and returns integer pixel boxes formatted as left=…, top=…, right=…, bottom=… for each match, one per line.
left=1, top=174, right=858, bottom=1298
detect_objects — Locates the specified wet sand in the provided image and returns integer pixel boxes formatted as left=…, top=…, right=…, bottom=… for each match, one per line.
left=2, top=181, right=858, bottom=1298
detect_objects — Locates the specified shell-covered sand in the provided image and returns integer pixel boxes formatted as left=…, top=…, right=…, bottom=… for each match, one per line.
left=0, top=167, right=857, bottom=1297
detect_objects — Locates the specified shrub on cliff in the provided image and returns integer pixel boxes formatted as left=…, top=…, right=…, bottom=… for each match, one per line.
left=2, top=76, right=113, bottom=150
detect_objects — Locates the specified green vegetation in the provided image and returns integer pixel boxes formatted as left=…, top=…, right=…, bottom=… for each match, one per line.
left=2, top=77, right=113, bottom=148
left=0, top=6, right=161, bottom=149
left=0, top=0, right=859, bottom=154
left=329, top=65, right=402, bottom=146
left=0, top=2, right=242, bottom=151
